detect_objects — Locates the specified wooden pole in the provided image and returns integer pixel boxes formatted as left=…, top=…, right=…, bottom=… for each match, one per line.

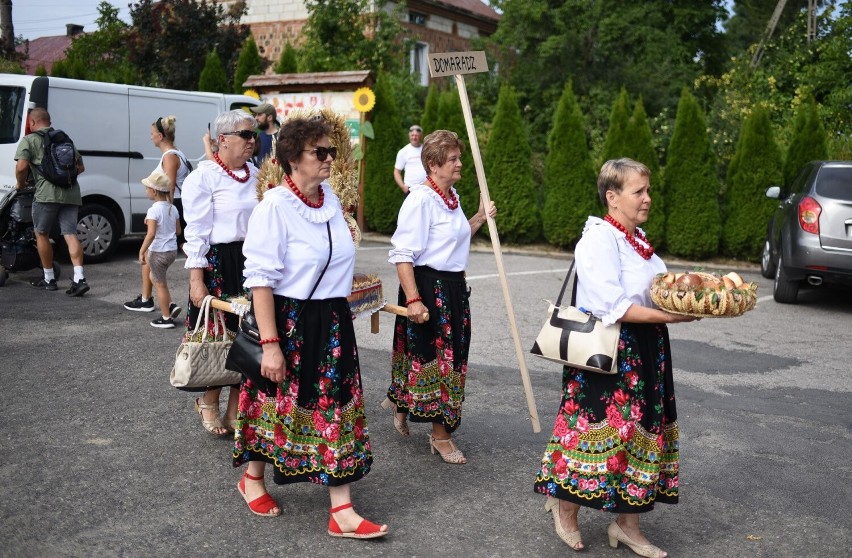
left=356, top=111, right=366, bottom=231
left=454, top=74, right=540, bottom=433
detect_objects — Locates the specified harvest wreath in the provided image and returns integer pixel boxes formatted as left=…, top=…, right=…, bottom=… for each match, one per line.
left=650, top=271, right=758, bottom=317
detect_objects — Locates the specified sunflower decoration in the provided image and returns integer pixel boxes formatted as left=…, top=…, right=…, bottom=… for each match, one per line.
left=353, top=87, right=376, bottom=113
left=254, top=107, right=362, bottom=247
left=243, top=89, right=260, bottom=100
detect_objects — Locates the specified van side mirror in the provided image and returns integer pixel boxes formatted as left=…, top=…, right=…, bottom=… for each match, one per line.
left=765, top=186, right=781, bottom=199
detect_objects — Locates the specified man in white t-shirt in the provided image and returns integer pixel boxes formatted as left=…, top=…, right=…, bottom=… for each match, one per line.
left=393, top=124, right=426, bottom=194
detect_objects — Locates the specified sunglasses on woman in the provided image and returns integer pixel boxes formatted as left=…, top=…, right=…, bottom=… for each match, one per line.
left=303, top=146, right=338, bottom=161
left=221, top=130, right=258, bottom=140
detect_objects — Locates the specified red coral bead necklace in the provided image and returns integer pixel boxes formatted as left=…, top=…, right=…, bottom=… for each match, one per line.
left=604, top=214, right=655, bottom=260
left=284, top=174, right=324, bottom=208
left=426, top=176, right=459, bottom=210
left=213, top=152, right=251, bottom=183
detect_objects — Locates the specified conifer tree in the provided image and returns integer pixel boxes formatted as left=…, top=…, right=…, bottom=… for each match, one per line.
left=723, top=105, right=783, bottom=259
left=542, top=81, right=597, bottom=247
left=198, top=51, right=230, bottom=93
left=363, top=72, right=406, bottom=233
left=274, top=41, right=298, bottom=74
left=664, top=88, right=721, bottom=259
left=624, top=98, right=664, bottom=248
left=484, top=85, right=541, bottom=243
left=233, top=35, right=263, bottom=93
left=421, top=84, right=440, bottom=135
left=434, top=88, right=478, bottom=218
left=783, top=97, right=827, bottom=188
left=601, top=88, right=631, bottom=163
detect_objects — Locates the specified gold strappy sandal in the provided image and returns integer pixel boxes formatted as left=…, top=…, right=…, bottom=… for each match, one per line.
left=194, top=397, right=227, bottom=436
left=381, top=397, right=409, bottom=437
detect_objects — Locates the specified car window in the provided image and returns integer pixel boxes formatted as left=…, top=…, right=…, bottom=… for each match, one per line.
left=789, top=163, right=815, bottom=196
left=0, top=86, right=26, bottom=144
left=814, top=167, right=852, bottom=200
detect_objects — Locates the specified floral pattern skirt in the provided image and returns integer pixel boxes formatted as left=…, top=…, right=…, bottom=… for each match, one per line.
left=533, top=323, right=679, bottom=513
left=387, top=266, right=471, bottom=434
left=179, top=241, right=245, bottom=392
left=232, top=296, right=373, bottom=487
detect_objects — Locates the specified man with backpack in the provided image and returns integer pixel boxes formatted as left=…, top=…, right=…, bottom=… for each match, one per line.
left=14, top=108, right=90, bottom=296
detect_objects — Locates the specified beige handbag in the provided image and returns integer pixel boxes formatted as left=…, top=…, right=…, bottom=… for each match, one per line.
left=529, top=261, right=620, bottom=374
left=170, top=295, right=242, bottom=389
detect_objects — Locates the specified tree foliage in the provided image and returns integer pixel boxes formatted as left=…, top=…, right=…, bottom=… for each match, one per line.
left=198, top=50, right=229, bottom=93
left=233, top=34, right=263, bottom=93
left=624, top=98, right=665, bottom=248
left=601, top=88, right=631, bottom=164
left=274, top=41, right=298, bottom=74
left=363, top=72, right=405, bottom=234
left=783, top=96, right=827, bottom=188
left=50, top=1, right=133, bottom=83
left=723, top=105, right=783, bottom=259
left=421, top=84, right=440, bottom=135
left=485, top=85, right=541, bottom=243
left=542, top=81, right=597, bottom=248
left=664, top=88, right=721, bottom=259
left=127, top=0, right=248, bottom=90
left=436, top=88, right=478, bottom=219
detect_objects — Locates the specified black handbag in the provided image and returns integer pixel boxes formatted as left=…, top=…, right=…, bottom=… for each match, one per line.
left=225, top=221, right=332, bottom=394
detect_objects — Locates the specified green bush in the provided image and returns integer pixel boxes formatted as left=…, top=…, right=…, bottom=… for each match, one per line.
left=233, top=35, right=263, bottom=93
left=723, top=105, right=783, bottom=259
left=421, top=84, right=440, bottom=135
left=484, top=85, right=541, bottom=243
left=363, top=72, right=406, bottom=234
left=664, top=88, right=721, bottom=259
left=198, top=51, right=229, bottom=93
left=275, top=42, right=298, bottom=74
left=542, top=81, right=597, bottom=247
left=783, top=97, right=827, bottom=188
left=601, top=88, right=631, bottom=164
left=436, top=89, right=479, bottom=218
left=624, top=98, right=664, bottom=248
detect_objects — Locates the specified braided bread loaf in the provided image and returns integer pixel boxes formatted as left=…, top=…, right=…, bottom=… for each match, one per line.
left=650, top=271, right=758, bottom=317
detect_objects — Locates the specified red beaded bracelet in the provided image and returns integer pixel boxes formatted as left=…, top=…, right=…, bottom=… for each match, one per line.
left=259, top=337, right=280, bottom=345
left=405, top=296, right=423, bottom=306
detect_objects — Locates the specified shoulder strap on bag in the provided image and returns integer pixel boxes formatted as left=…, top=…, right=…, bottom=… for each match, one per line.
left=285, top=220, right=333, bottom=337
left=555, top=260, right=578, bottom=307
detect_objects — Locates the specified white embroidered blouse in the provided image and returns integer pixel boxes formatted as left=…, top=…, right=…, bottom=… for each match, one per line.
left=387, top=183, right=471, bottom=272
left=181, top=160, right=259, bottom=269
left=243, top=184, right=355, bottom=299
left=573, top=216, right=667, bottom=326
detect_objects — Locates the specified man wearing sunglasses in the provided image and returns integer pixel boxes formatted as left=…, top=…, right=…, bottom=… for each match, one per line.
left=250, top=102, right=280, bottom=167
left=393, top=124, right=426, bottom=195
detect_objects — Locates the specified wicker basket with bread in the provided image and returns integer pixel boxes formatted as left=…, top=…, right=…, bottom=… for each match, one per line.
left=650, top=271, right=758, bottom=317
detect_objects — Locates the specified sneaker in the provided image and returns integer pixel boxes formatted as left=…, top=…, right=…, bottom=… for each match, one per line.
left=125, top=295, right=155, bottom=312
left=169, top=302, right=182, bottom=320
left=150, top=317, right=175, bottom=329
left=30, top=278, right=58, bottom=291
left=66, top=279, right=90, bottom=297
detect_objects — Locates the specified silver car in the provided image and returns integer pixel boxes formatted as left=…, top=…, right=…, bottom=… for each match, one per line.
left=761, top=161, right=852, bottom=303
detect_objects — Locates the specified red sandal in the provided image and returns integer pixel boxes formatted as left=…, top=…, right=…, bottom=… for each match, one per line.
left=327, top=502, right=388, bottom=539
left=237, top=471, right=281, bottom=517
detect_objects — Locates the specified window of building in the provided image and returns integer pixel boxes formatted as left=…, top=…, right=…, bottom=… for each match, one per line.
left=410, top=42, right=429, bottom=86
left=409, top=11, right=426, bottom=25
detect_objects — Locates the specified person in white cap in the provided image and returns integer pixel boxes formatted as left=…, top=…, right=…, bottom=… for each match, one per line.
left=136, top=170, right=182, bottom=328
left=393, top=124, right=426, bottom=194
left=250, top=102, right=280, bottom=166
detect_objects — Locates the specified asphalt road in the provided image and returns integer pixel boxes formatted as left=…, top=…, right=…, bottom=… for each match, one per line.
left=1, top=234, right=849, bottom=558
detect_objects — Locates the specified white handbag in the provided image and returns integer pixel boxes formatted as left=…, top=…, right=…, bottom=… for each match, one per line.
left=170, top=295, right=242, bottom=388
left=529, top=261, right=621, bottom=374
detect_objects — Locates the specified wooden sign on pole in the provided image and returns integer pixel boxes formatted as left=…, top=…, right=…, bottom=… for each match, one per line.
left=429, top=51, right=541, bottom=433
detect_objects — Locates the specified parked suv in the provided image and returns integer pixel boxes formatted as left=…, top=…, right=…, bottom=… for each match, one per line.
left=760, top=161, right=852, bottom=303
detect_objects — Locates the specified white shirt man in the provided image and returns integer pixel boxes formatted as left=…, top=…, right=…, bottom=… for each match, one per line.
left=393, top=125, right=426, bottom=194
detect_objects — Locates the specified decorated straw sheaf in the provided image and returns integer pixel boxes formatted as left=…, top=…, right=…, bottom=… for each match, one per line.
left=650, top=271, right=758, bottom=317
left=254, top=107, right=361, bottom=246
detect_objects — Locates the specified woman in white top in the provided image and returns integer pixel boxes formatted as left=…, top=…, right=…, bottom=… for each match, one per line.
left=534, top=159, right=695, bottom=556
left=385, top=130, right=496, bottom=465
left=122, top=115, right=191, bottom=314
left=233, top=117, right=388, bottom=539
left=181, top=110, right=259, bottom=436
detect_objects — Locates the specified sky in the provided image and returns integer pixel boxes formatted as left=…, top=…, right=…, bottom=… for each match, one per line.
left=13, top=1, right=132, bottom=41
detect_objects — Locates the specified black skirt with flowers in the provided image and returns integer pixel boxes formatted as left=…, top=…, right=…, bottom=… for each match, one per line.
left=232, top=295, right=373, bottom=487
left=386, top=266, right=471, bottom=434
left=533, top=323, right=679, bottom=513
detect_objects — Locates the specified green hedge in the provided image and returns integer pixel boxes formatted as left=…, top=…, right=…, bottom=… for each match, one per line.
left=783, top=97, right=827, bottom=189
left=624, top=98, right=665, bottom=249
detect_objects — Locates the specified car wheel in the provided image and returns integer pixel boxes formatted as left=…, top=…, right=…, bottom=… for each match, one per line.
left=76, top=204, right=119, bottom=264
left=773, top=253, right=799, bottom=304
left=760, top=238, right=776, bottom=279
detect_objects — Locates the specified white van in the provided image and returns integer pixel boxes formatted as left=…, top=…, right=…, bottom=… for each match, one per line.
left=0, top=74, right=259, bottom=262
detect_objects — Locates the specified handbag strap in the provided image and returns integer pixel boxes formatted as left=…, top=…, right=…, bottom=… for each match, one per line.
left=191, top=295, right=214, bottom=336
left=285, top=220, right=333, bottom=337
left=555, top=260, right=579, bottom=307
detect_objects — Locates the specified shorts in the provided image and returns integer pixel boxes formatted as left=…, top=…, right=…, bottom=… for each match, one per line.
left=32, top=202, right=78, bottom=235
left=148, top=250, right=177, bottom=284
